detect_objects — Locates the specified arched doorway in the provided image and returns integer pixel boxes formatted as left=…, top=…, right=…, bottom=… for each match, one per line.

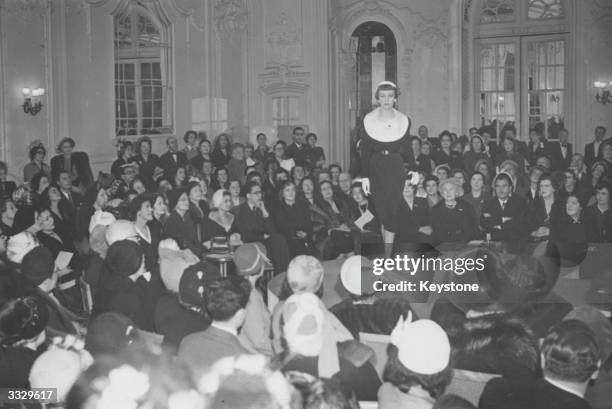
left=350, top=22, right=397, bottom=122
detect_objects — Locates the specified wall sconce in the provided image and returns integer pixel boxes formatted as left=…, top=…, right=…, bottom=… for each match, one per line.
left=22, top=87, right=45, bottom=115
left=594, top=81, right=612, bottom=105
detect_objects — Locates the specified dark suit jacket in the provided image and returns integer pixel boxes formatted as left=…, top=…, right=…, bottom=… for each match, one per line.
left=0, top=181, right=16, bottom=201
left=550, top=142, right=573, bottom=171
left=286, top=142, right=308, bottom=163
left=479, top=377, right=591, bottom=409
left=584, top=141, right=603, bottom=168
left=178, top=326, right=249, bottom=377
left=480, top=195, right=528, bottom=241
left=58, top=190, right=82, bottom=237
left=129, top=154, right=161, bottom=190
left=50, top=152, right=94, bottom=188
left=527, top=141, right=552, bottom=165
left=159, top=151, right=188, bottom=179
left=234, top=202, right=275, bottom=243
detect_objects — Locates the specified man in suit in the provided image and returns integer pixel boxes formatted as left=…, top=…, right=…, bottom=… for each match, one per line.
left=570, top=153, right=590, bottom=188
left=57, top=170, right=82, bottom=225
left=159, top=136, right=188, bottom=180
left=527, top=128, right=552, bottom=166
left=550, top=128, right=573, bottom=171
left=481, top=173, right=528, bottom=242
left=178, top=276, right=250, bottom=378
left=285, top=126, right=308, bottom=163
left=479, top=320, right=600, bottom=409
left=417, top=124, right=441, bottom=151
left=584, top=126, right=607, bottom=168
left=235, top=181, right=290, bottom=273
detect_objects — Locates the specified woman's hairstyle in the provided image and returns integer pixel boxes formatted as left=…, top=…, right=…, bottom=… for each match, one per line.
left=211, top=189, right=231, bottom=209
left=470, top=171, right=485, bottom=184
left=500, top=123, right=517, bottom=138
left=230, top=143, right=245, bottom=155
left=183, top=130, right=198, bottom=143
left=477, top=126, right=496, bottom=139
left=29, top=143, right=46, bottom=161
left=382, top=344, right=452, bottom=399
left=438, top=177, right=464, bottom=197
left=30, top=172, right=49, bottom=193
left=306, top=132, right=317, bottom=142
left=198, top=138, right=212, bottom=152
left=56, top=137, right=76, bottom=153
left=424, top=174, right=439, bottom=187
left=287, top=372, right=358, bottom=409
left=213, top=133, right=232, bottom=150
left=541, top=319, right=600, bottom=383
left=135, top=136, right=152, bottom=154
left=591, top=160, right=608, bottom=174
left=278, top=180, right=296, bottom=202
left=264, top=158, right=280, bottom=173
left=274, top=140, right=287, bottom=150
left=374, top=81, right=399, bottom=99
left=469, top=134, right=485, bottom=152
left=128, top=193, right=155, bottom=221
left=116, top=140, right=133, bottom=159
left=298, top=175, right=316, bottom=192
left=595, top=182, right=611, bottom=197
left=538, top=174, right=558, bottom=192
left=205, top=276, right=250, bottom=321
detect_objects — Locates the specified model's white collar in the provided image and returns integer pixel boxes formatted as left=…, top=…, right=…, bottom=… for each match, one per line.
left=364, top=108, right=409, bottom=142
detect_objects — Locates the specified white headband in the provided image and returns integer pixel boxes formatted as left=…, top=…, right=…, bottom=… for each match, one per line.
left=377, top=80, right=397, bottom=88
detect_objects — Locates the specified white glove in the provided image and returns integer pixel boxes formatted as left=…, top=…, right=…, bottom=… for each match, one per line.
left=358, top=178, right=371, bottom=196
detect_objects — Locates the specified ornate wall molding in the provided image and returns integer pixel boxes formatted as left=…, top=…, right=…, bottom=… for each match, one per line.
left=214, top=0, right=247, bottom=42
left=3, top=0, right=49, bottom=23
left=265, top=12, right=302, bottom=67
left=258, top=64, right=310, bottom=95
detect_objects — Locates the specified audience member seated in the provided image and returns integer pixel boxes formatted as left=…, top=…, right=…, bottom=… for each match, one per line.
left=434, top=131, right=463, bottom=169
left=310, top=180, right=356, bottom=260
left=202, top=189, right=241, bottom=248
left=0, top=198, right=19, bottom=237
left=330, top=255, right=415, bottom=338
left=212, top=133, right=232, bottom=169
left=480, top=173, right=528, bottom=241
left=463, top=135, right=491, bottom=177
left=182, top=130, right=200, bottom=161
left=177, top=276, right=251, bottom=378
left=424, top=175, right=441, bottom=208
left=548, top=194, right=588, bottom=267
left=92, top=240, right=155, bottom=331
left=527, top=174, right=563, bottom=241
left=34, top=207, right=73, bottom=257
left=0, top=295, right=48, bottom=387
left=159, top=136, right=188, bottom=181
left=232, top=243, right=273, bottom=356
left=273, top=181, right=314, bottom=257
left=129, top=136, right=162, bottom=191
left=378, top=316, right=452, bottom=409
left=227, top=143, right=247, bottom=186
left=479, top=320, right=601, bottom=409
left=163, top=188, right=205, bottom=256
left=111, top=139, right=134, bottom=180
left=431, top=178, right=481, bottom=245
left=583, top=183, right=612, bottom=243
left=155, top=249, right=216, bottom=353
left=462, top=172, right=491, bottom=221
left=277, top=292, right=381, bottom=401
left=389, top=174, right=433, bottom=255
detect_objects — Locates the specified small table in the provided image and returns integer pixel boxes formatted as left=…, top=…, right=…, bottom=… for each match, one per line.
left=205, top=252, right=234, bottom=277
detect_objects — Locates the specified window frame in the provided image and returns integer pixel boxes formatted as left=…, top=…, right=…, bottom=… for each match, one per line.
left=113, top=4, right=173, bottom=137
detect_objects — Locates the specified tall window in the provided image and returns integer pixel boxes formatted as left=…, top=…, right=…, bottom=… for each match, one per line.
left=114, top=3, right=172, bottom=136
left=476, top=0, right=567, bottom=139
left=351, top=22, right=397, bottom=121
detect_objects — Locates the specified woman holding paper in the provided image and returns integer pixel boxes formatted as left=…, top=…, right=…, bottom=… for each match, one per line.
left=356, top=81, right=414, bottom=251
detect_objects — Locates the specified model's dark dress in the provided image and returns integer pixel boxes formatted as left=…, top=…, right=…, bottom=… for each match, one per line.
left=358, top=113, right=413, bottom=230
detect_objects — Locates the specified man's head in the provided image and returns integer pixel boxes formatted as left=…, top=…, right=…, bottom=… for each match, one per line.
left=595, top=126, right=606, bottom=142
left=166, top=136, right=178, bottom=153
left=205, top=277, right=250, bottom=329
left=541, top=320, right=600, bottom=385
left=536, top=156, right=552, bottom=171
left=231, top=143, right=245, bottom=160
left=338, top=172, right=352, bottom=194
left=287, top=255, right=324, bottom=294
left=244, top=181, right=263, bottom=206
left=57, top=171, right=72, bottom=191
left=559, top=129, right=569, bottom=144
left=293, top=127, right=305, bottom=144
left=418, top=125, right=428, bottom=139
left=571, top=153, right=585, bottom=171
left=494, top=173, right=513, bottom=200
left=602, top=140, right=612, bottom=162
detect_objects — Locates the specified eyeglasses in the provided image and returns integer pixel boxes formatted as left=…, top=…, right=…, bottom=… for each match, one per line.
left=251, top=190, right=262, bottom=195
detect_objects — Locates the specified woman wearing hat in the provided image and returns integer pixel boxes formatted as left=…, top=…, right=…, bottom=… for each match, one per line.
left=23, top=140, right=51, bottom=183
left=355, top=81, right=414, bottom=253
left=430, top=178, right=481, bottom=245
left=202, top=189, right=241, bottom=248
left=50, top=137, right=94, bottom=193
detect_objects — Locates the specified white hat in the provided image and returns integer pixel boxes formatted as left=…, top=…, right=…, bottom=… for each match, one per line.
left=390, top=315, right=450, bottom=375
left=282, top=293, right=324, bottom=357
left=7, top=232, right=38, bottom=264
left=89, top=210, right=116, bottom=234
left=376, top=80, right=397, bottom=88
left=340, top=255, right=375, bottom=296
left=105, top=220, right=138, bottom=245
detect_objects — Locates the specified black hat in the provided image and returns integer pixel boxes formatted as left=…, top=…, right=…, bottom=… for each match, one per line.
left=105, top=240, right=144, bottom=277
left=179, top=261, right=221, bottom=310
left=21, top=247, right=55, bottom=286
left=85, top=312, right=137, bottom=357
left=0, top=296, right=49, bottom=345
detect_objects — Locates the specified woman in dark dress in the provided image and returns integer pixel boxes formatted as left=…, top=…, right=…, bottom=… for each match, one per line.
left=583, top=182, right=612, bottom=243
left=389, top=176, right=434, bottom=255
left=272, top=180, right=314, bottom=257
left=211, top=133, right=231, bottom=169
left=129, top=136, right=161, bottom=191
left=357, top=81, right=414, bottom=251
left=430, top=178, right=481, bottom=244
left=130, top=193, right=161, bottom=273
left=463, top=134, right=492, bottom=176
left=110, top=140, right=134, bottom=179
left=527, top=175, right=563, bottom=241
left=310, top=180, right=356, bottom=260
left=305, top=132, right=326, bottom=170
left=189, top=139, right=213, bottom=173
left=462, top=171, right=491, bottom=220
left=186, top=181, right=209, bottom=242
left=34, top=208, right=70, bottom=258
left=548, top=194, right=588, bottom=267
left=433, top=131, right=463, bottom=169
left=50, top=137, right=94, bottom=193
left=163, top=189, right=205, bottom=256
